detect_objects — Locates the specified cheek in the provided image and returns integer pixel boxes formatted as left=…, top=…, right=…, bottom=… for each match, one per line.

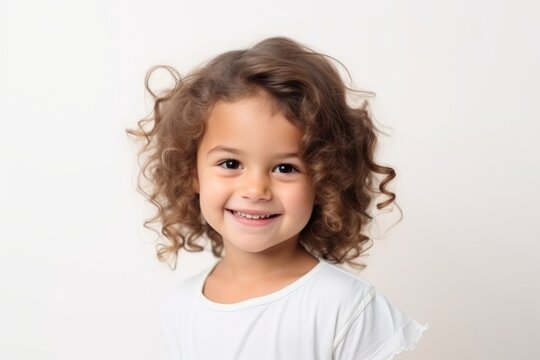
left=199, top=177, right=231, bottom=207
left=281, top=183, right=315, bottom=217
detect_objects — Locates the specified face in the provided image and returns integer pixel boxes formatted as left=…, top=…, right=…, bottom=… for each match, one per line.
left=193, top=93, right=315, bottom=255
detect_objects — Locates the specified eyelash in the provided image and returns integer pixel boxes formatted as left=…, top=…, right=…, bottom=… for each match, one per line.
left=217, top=159, right=299, bottom=174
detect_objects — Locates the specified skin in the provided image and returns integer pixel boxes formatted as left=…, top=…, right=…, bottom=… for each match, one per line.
left=193, top=91, right=319, bottom=303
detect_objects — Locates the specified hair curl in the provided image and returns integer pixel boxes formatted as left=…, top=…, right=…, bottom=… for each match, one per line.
left=126, top=37, right=401, bottom=270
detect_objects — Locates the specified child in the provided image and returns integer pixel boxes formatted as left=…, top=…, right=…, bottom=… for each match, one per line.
left=127, top=37, right=428, bottom=359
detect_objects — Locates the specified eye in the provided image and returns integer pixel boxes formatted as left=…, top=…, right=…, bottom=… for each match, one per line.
left=274, top=163, right=298, bottom=174
left=219, top=159, right=241, bottom=170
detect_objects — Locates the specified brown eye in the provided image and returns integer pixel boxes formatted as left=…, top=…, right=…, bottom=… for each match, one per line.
left=274, top=164, right=297, bottom=173
left=220, top=159, right=240, bottom=169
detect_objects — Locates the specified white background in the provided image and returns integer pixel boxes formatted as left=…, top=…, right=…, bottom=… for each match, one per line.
left=1, top=0, right=539, bottom=359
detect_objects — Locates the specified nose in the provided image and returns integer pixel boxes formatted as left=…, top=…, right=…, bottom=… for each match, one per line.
left=240, top=170, right=272, bottom=201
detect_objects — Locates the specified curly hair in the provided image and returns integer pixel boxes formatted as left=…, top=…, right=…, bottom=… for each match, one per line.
left=126, top=37, right=400, bottom=270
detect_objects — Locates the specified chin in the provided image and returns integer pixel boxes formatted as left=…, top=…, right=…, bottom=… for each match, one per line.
left=223, top=236, right=283, bottom=254
left=230, top=242, right=276, bottom=254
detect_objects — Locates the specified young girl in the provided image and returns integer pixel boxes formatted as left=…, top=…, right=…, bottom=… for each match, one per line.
left=127, top=37, right=428, bottom=359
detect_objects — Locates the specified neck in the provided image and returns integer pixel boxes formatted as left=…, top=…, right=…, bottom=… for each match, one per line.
left=217, top=239, right=318, bottom=282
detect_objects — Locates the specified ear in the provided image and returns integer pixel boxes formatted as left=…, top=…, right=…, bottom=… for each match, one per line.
left=192, top=170, right=200, bottom=194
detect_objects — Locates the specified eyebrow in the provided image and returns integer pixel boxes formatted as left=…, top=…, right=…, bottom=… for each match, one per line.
left=206, top=145, right=300, bottom=159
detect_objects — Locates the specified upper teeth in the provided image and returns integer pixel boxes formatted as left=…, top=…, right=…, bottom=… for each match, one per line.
left=234, top=211, right=273, bottom=220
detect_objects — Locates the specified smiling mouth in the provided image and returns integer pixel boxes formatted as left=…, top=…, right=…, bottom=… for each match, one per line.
left=226, top=209, right=280, bottom=220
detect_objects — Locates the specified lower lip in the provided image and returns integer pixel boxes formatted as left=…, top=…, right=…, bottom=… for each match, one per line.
left=227, top=210, right=279, bottom=227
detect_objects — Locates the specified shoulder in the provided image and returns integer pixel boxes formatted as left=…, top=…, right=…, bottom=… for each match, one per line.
left=316, top=261, right=373, bottom=288
left=294, top=261, right=380, bottom=336
left=319, top=263, right=429, bottom=359
left=307, top=261, right=376, bottom=306
left=159, top=265, right=212, bottom=315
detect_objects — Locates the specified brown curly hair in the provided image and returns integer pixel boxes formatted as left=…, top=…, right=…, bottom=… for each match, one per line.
left=126, top=37, right=400, bottom=270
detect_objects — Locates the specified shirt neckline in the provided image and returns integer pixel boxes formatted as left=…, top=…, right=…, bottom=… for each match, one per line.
left=198, top=259, right=328, bottom=311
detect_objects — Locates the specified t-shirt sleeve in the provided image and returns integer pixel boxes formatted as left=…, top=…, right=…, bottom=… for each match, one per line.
left=332, top=287, right=429, bottom=360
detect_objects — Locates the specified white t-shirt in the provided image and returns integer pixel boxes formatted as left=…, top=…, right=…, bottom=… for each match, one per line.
left=160, top=260, right=428, bottom=360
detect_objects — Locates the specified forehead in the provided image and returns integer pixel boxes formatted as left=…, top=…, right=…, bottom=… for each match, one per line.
left=200, top=94, right=303, bottom=154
